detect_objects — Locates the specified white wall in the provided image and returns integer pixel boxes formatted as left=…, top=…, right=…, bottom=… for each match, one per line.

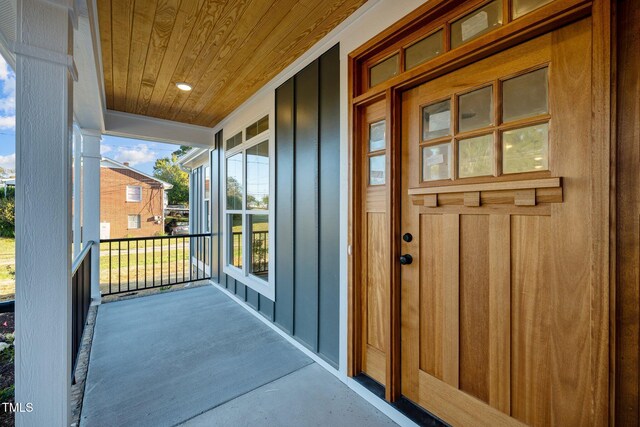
left=208, top=0, right=428, bottom=378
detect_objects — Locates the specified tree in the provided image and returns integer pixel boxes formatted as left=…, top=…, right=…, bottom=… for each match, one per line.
left=172, top=146, right=192, bottom=157
left=153, top=154, right=189, bottom=205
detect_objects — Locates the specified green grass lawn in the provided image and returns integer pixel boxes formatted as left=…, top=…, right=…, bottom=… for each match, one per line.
left=0, top=237, right=207, bottom=300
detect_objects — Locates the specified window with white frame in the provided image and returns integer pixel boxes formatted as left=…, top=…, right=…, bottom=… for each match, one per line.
left=128, top=214, right=141, bottom=229
left=224, top=115, right=273, bottom=299
left=126, top=185, right=142, bottom=202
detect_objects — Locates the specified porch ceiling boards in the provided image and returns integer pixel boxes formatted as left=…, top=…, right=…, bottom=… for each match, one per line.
left=97, top=0, right=365, bottom=127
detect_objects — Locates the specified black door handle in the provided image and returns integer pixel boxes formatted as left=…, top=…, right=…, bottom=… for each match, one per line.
left=399, top=254, right=413, bottom=265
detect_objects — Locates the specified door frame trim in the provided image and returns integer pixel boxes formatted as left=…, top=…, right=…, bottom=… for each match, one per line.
left=347, top=0, right=613, bottom=420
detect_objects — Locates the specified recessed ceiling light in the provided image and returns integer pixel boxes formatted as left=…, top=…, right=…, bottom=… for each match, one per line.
left=176, top=82, right=192, bottom=91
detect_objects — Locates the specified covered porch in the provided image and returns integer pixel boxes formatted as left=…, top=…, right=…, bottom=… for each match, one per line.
left=79, top=285, right=396, bottom=427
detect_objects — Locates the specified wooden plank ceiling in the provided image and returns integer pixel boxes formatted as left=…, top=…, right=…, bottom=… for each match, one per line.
left=97, top=0, right=366, bottom=127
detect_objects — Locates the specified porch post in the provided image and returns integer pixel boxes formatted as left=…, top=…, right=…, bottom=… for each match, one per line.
left=81, top=129, right=102, bottom=303
left=14, top=0, right=76, bottom=425
left=73, top=127, right=82, bottom=258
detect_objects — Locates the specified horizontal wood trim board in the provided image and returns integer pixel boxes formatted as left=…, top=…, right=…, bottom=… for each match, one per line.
left=411, top=188, right=562, bottom=208
left=408, top=178, right=561, bottom=195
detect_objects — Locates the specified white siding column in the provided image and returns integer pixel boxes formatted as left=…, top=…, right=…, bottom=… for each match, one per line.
left=81, top=129, right=102, bottom=303
left=73, top=127, right=82, bottom=258
left=14, top=0, right=76, bottom=425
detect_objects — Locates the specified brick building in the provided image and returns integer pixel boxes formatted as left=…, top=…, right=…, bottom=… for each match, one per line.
left=100, top=158, right=172, bottom=239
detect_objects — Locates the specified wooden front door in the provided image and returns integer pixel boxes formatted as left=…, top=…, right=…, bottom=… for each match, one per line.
left=400, top=18, right=603, bottom=426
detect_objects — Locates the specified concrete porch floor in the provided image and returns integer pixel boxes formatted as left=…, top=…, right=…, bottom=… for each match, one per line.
left=80, top=285, right=397, bottom=427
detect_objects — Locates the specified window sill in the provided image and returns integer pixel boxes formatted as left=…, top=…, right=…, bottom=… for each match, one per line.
left=223, top=265, right=275, bottom=302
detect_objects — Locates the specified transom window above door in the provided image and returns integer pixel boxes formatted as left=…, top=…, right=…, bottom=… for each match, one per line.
left=420, top=66, right=549, bottom=183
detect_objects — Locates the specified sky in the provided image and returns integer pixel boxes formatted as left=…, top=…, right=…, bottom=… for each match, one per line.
left=0, top=55, right=179, bottom=176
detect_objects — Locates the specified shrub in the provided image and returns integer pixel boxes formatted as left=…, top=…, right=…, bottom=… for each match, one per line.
left=0, top=198, right=15, bottom=238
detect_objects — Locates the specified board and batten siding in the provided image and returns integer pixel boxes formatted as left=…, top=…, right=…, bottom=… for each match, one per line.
left=215, top=45, right=341, bottom=367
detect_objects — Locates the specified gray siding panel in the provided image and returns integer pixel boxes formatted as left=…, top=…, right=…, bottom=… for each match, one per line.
left=236, top=280, right=246, bottom=300
left=246, top=288, right=259, bottom=309
left=259, top=295, right=274, bottom=320
left=293, top=60, right=320, bottom=351
left=210, top=45, right=340, bottom=367
left=275, top=78, right=296, bottom=335
left=318, top=44, right=340, bottom=366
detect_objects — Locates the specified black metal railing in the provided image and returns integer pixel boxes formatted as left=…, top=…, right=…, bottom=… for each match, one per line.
left=100, top=234, right=211, bottom=296
left=231, top=231, right=269, bottom=274
left=72, top=241, right=93, bottom=375
left=251, top=231, right=268, bottom=273
left=0, top=300, right=14, bottom=313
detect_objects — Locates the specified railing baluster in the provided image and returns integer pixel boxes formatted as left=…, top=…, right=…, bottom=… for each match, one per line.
left=154, top=239, right=156, bottom=286
left=183, top=236, right=185, bottom=282
left=144, top=239, right=147, bottom=288
left=109, top=241, right=111, bottom=295
left=161, top=238, right=163, bottom=286
left=168, top=235, right=171, bottom=285
left=127, top=240, right=130, bottom=292
left=136, top=239, right=139, bottom=290
left=197, top=236, right=200, bottom=281
left=118, top=241, right=121, bottom=293
left=175, top=237, right=178, bottom=283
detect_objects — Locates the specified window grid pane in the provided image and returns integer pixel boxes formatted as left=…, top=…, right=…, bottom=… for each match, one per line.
left=423, top=100, right=451, bottom=141
left=502, top=68, right=548, bottom=123
left=369, top=120, right=386, bottom=152
left=451, top=1, right=503, bottom=49
left=229, top=214, right=242, bottom=269
left=513, top=0, right=553, bottom=18
left=458, top=86, right=493, bottom=132
left=226, top=132, right=242, bottom=150
left=226, top=153, right=243, bottom=210
left=246, top=141, right=269, bottom=210
left=249, top=214, right=269, bottom=282
left=405, top=30, right=443, bottom=70
left=502, top=123, right=549, bottom=174
left=126, top=186, right=142, bottom=202
left=458, top=134, right=494, bottom=178
left=422, top=143, right=451, bottom=182
left=369, top=54, right=399, bottom=87
left=369, top=154, right=386, bottom=185
left=127, top=214, right=140, bottom=229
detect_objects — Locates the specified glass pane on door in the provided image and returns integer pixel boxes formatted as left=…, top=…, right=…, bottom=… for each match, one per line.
left=423, top=100, right=451, bottom=140
left=422, top=143, right=451, bottom=181
left=369, top=121, right=386, bottom=152
left=369, top=155, right=386, bottom=185
left=502, top=68, right=548, bottom=122
left=458, top=86, right=493, bottom=132
left=502, top=123, right=549, bottom=173
left=458, top=134, right=494, bottom=178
